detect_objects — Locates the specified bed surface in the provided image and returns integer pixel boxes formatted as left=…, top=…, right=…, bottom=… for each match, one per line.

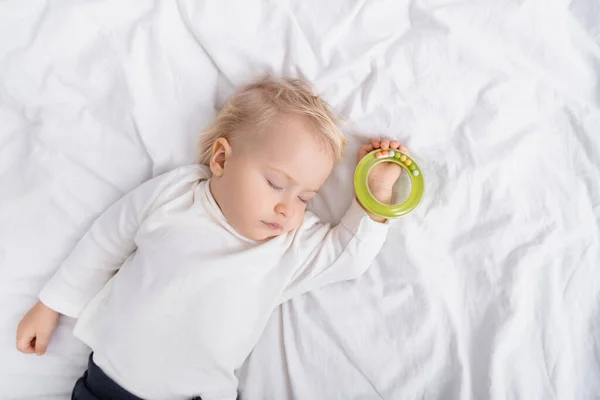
left=1, top=0, right=599, bottom=398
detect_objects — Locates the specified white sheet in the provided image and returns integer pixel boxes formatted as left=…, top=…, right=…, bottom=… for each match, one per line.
left=1, top=0, right=599, bottom=399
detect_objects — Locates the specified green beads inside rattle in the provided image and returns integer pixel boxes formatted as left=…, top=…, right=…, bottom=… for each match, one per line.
left=354, top=149, right=424, bottom=218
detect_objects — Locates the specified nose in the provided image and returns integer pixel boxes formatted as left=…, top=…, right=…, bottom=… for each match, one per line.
left=275, top=199, right=295, bottom=219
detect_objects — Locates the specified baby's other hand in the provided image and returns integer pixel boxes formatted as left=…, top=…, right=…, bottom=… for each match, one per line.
left=16, top=301, right=59, bottom=356
left=357, top=138, right=406, bottom=205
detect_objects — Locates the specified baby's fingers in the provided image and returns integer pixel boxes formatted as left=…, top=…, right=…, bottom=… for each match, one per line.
left=16, top=332, right=36, bottom=354
left=371, top=138, right=403, bottom=151
left=34, top=332, right=51, bottom=356
left=357, top=144, right=374, bottom=162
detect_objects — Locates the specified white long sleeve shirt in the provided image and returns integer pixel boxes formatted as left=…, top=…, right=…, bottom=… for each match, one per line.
left=39, top=165, right=389, bottom=400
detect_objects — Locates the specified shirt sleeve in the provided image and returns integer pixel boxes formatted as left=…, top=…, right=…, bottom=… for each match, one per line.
left=39, top=165, right=211, bottom=318
left=280, top=199, right=390, bottom=303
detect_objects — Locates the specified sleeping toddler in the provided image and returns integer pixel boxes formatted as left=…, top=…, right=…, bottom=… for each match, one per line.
left=16, top=76, right=406, bottom=400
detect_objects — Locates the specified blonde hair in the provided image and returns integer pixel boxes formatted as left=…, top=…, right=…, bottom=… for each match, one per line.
left=198, top=76, right=346, bottom=165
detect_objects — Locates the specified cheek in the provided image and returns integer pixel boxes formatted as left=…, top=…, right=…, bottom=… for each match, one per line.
left=224, top=166, right=259, bottom=210
left=236, top=169, right=274, bottom=214
left=290, top=206, right=306, bottom=228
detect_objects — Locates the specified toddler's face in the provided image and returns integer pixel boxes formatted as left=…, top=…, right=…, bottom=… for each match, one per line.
left=209, top=113, right=334, bottom=241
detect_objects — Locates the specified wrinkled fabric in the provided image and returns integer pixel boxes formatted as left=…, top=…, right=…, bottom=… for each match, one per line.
left=1, top=0, right=599, bottom=399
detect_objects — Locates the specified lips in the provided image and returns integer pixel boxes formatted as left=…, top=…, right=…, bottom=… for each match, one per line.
left=262, top=221, right=283, bottom=230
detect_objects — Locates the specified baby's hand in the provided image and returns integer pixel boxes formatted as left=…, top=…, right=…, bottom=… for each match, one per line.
left=16, top=301, right=59, bottom=356
left=357, top=138, right=406, bottom=205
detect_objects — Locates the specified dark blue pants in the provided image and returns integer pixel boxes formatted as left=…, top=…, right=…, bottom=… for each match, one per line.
left=72, top=354, right=202, bottom=400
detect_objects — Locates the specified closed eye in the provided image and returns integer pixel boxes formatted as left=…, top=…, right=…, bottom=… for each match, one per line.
left=267, top=179, right=283, bottom=192
left=298, top=197, right=309, bottom=204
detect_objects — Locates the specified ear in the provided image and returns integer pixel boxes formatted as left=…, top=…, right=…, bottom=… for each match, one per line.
left=210, top=137, right=232, bottom=177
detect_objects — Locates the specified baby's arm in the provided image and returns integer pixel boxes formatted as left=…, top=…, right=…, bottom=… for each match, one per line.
left=39, top=169, right=192, bottom=317
left=281, top=199, right=390, bottom=302
left=16, top=165, right=210, bottom=355
left=282, top=139, right=406, bottom=301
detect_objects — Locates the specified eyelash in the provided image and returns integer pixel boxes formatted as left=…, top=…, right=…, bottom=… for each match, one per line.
left=267, top=180, right=283, bottom=192
left=268, top=179, right=309, bottom=204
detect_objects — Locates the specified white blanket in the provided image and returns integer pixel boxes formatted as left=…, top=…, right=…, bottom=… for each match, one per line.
left=1, top=0, right=599, bottom=399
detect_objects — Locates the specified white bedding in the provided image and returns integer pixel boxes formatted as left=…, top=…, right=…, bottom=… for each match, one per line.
left=1, top=0, right=599, bottom=399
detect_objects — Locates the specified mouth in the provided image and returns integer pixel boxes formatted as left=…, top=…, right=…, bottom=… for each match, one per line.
left=262, top=221, right=283, bottom=230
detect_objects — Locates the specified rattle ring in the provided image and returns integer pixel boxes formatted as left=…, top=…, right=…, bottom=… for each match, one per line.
left=354, top=149, right=424, bottom=218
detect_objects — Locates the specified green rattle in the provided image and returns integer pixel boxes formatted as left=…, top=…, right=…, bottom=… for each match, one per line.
left=354, top=149, right=424, bottom=218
